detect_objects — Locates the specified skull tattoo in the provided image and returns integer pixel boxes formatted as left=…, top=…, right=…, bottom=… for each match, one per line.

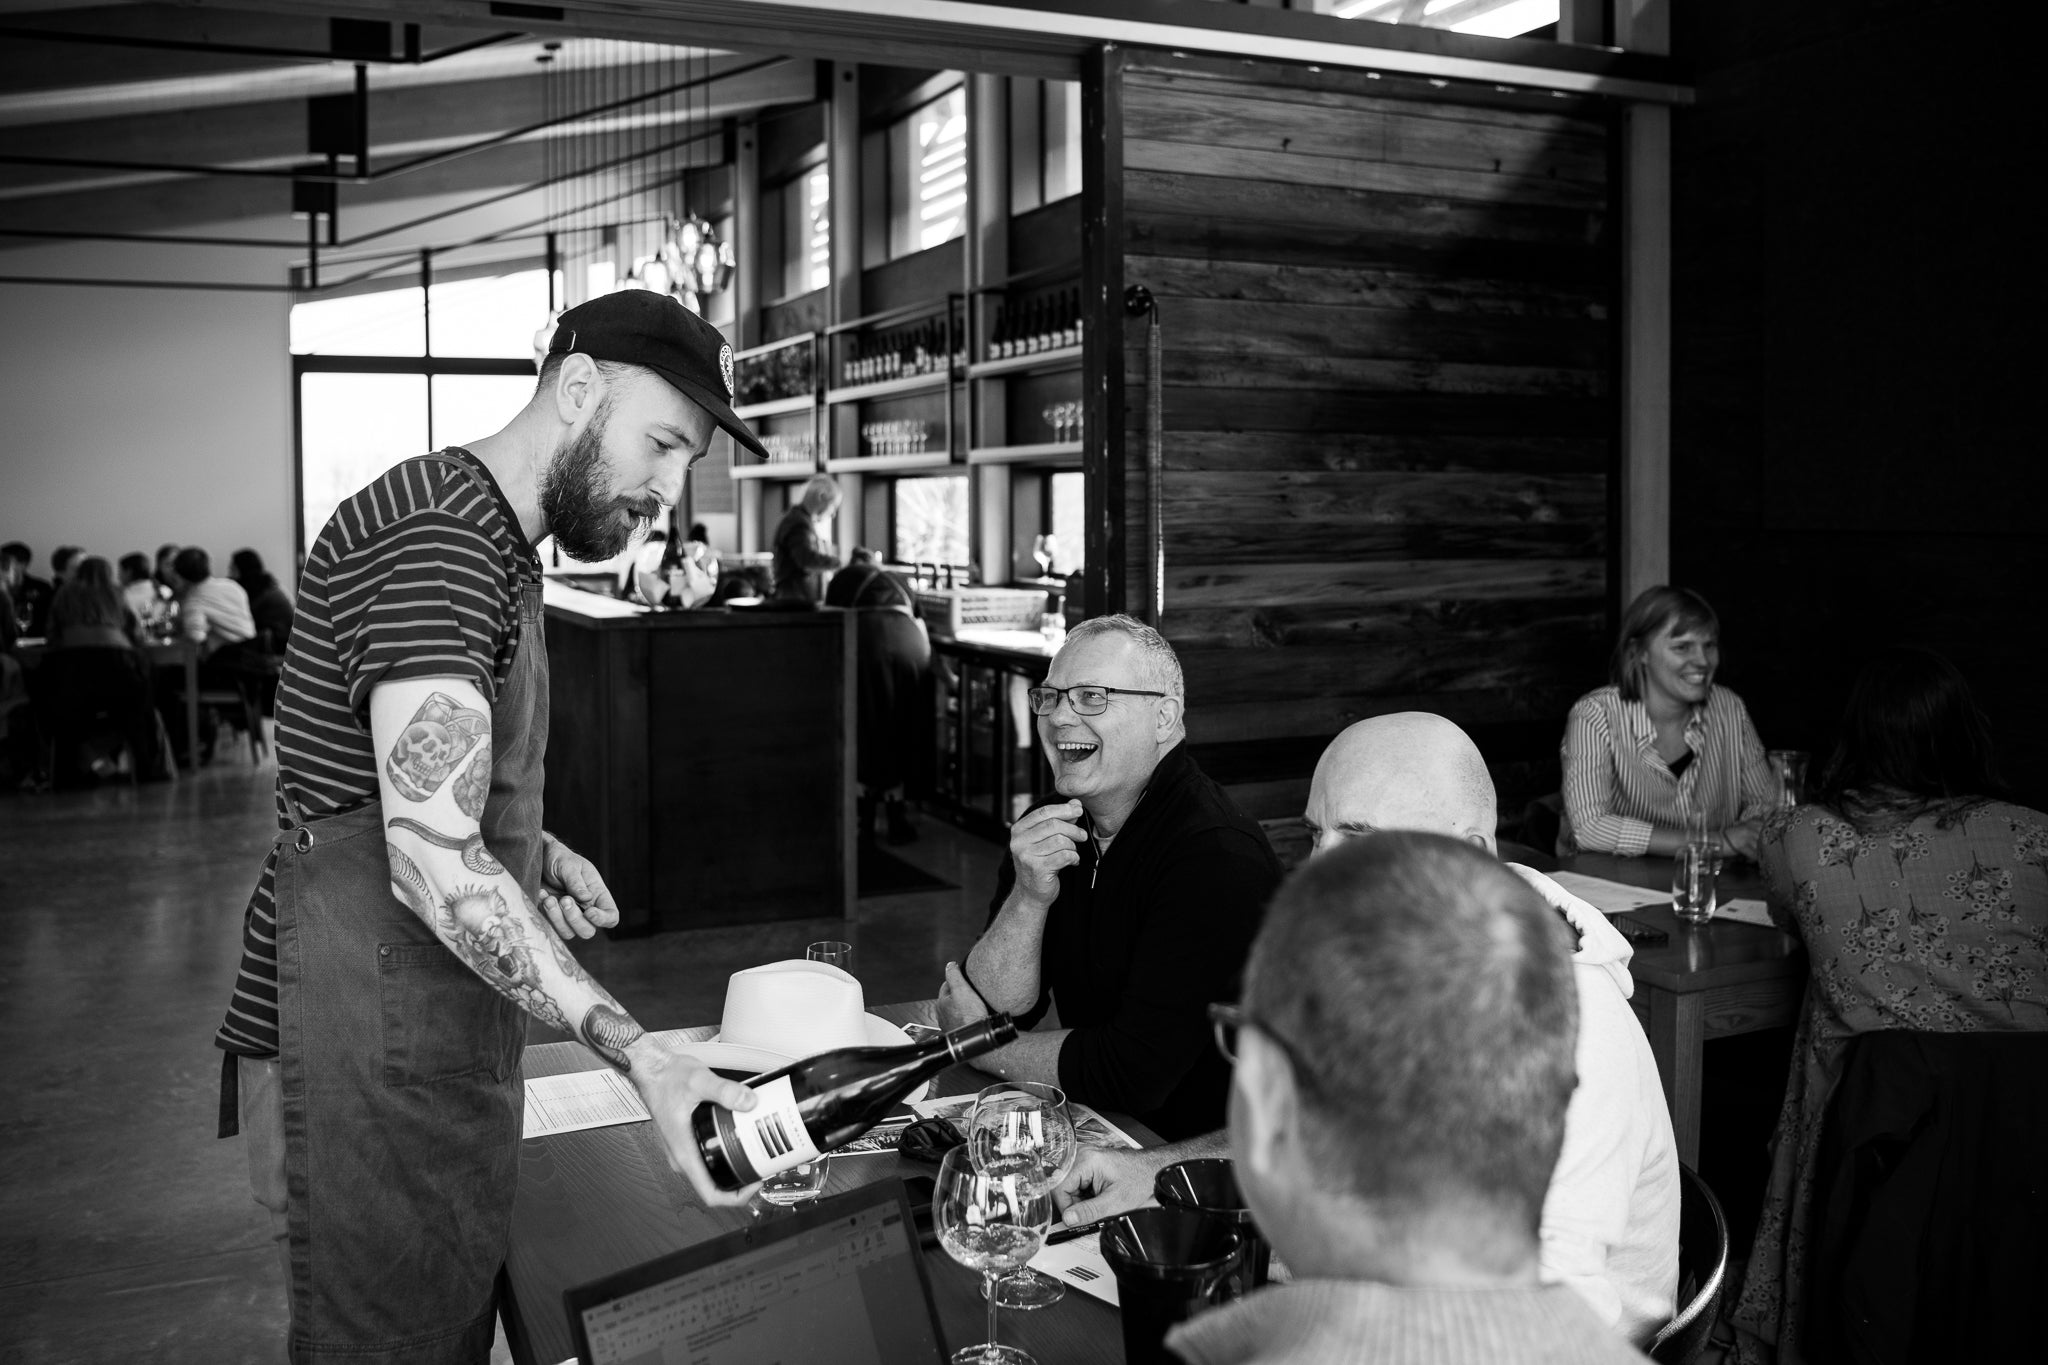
left=386, top=692, right=488, bottom=803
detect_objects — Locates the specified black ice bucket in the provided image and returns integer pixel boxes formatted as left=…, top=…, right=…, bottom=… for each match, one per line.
left=1153, top=1157, right=1272, bottom=1293
left=1099, top=1206, right=1245, bottom=1365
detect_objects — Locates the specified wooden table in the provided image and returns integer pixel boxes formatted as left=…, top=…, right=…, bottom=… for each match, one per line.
left=13, top=636, right=201, bottom=771
left=1507, top=843, right=1808, bottom=1165
left=504, top=1001, right=1154, bottom=1365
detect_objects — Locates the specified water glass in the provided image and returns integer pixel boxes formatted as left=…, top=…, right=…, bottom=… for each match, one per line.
left=805, top=941, right=852, bottom=970
left=755, top=1157, right=830, bottom=1207
left=1672, top=843, right=1719, bottom=925
left=968, top=1082, right=1076, bottom=1309
left=1768, top=749, right=1810, bottom=810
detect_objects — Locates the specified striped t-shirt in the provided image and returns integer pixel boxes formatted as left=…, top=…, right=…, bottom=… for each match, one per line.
left=1559, top=683, right=1775, bottom=856
left=215, top=449, right=540, bottom=1058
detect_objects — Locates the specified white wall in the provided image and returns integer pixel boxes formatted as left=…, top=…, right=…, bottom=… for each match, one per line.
left=0, top=236, right=294, bottom=582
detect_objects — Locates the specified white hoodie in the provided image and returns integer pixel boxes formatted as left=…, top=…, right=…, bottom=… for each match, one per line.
left=1508, top=863, right=1682, bottom=1348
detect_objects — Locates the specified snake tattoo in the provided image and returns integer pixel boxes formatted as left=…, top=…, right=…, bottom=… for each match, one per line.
left=388, top=817, right=504, bottom=875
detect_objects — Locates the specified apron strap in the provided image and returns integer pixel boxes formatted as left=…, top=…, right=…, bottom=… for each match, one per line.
left=218, top=1049, right=241, bottom=1139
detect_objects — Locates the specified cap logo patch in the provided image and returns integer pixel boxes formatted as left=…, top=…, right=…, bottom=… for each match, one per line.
left=719, top=344, right=734, bottom=400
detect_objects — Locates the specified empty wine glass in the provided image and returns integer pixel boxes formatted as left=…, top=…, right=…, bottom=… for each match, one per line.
left=1032, top=535, right=1053, bottom=578
left=968, top=1082, right=1076, bottom=1310
left=934, top=1145, right=1048, bottom=1365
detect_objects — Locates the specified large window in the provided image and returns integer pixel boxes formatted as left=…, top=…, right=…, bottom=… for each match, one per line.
left=892, top=475, right=969, bottom=568
left=1009, top=80, right=1082, bottom=214
left=884, top=85, right=968, bottom=260
left=1011, top=469, right=1084, bottom=582
left=771, top=160, right=832, bottom=299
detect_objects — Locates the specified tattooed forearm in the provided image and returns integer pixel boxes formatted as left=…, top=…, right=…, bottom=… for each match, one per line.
left=385, top=692, right=489, bottom=802
left=389, top=816, right=504, bottom=875
left=581, top=1002, right=645, bottom=1072
left=548, top=929, right=595, bottom=986
left=441, top=883, right=572, bottom=1034
left=386, top=844, right=435, bottom=921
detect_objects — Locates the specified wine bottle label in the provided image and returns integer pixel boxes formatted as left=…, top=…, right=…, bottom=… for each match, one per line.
left=728, top=1075, right=820, bottom=1181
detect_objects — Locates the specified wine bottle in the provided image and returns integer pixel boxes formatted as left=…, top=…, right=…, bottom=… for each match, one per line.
left=693, top=1014, right=1019, bottom=1190
left=991, top=303, right=1010, bottom=360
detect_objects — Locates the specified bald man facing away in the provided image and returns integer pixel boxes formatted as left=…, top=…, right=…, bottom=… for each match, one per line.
left=1059, top=713, right=1679, bottom=1348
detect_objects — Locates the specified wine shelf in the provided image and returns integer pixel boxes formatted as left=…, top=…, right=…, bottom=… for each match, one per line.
left=966, top=345, right=1083, bottom=380
left=967, top=442, right=1083, bottom=465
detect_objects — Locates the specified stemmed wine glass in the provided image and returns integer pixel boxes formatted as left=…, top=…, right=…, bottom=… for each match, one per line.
left=968, top=1082, right=1076, bottom=1310
left=934, top=1145, right=1049, bottom=1365
left=1031, top=535, right=1054, bottom=579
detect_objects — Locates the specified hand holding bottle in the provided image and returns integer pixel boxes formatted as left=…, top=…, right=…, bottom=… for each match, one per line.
left=631, top=1035, right=764, bottom=1206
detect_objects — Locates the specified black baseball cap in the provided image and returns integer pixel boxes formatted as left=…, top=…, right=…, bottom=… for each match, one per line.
left=545, top=290, right=769, bottom=461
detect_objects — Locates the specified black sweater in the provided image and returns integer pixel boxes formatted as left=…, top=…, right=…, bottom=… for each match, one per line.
left=986, top=743, right=1281, bottom=1140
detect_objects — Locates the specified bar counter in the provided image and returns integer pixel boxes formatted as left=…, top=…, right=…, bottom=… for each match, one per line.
left=542, top=580, right=855, bottom=933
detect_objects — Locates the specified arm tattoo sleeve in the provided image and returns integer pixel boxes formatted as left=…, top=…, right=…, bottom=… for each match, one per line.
left=385, top=692, right=489, bottom=802
left=387, top=844, right=435, bottom=922
left=581, top=1002, right=645, bottom=1072
left=453, top=744, right=491, bottom=820
left=441, top=884, right=572, bottom=1034
left=389, top=816, right=505, bottom=875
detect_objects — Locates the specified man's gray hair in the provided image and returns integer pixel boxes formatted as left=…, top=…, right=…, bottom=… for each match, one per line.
left=1064, top=613, right=1185, bottom=702
left=799, top=474, right=841, bottom=516
left=1245, top=832, right=1578, bottom=1234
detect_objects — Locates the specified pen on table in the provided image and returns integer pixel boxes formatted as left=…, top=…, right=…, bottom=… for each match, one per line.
left=1046, top=1216, right=1111, bottom=1245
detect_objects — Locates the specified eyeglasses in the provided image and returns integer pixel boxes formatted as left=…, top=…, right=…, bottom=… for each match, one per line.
left=1208, top=1001, right=1322, bottom=1093
left=1026, top=684, right=1167, bottom=717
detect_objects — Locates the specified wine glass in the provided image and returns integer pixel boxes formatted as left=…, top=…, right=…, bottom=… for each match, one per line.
left=969, top=1082, right=1076, bottom=1310
left=1031, top=535, right=1053, bottom=579
left=934, top=1145, right=1048, bottom=1365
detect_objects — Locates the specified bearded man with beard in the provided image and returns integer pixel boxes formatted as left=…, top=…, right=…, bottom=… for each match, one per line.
left=212, top=291, right=773, bottom=1363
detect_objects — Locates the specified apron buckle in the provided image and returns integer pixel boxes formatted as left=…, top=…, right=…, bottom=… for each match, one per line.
left=294, top=827, right=314, bottom=854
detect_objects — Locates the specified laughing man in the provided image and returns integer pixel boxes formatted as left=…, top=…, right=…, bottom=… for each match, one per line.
left=935, top=614, right=1282, bottom=1139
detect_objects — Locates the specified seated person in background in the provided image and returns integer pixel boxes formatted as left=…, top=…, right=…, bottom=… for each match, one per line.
left=50, top=545, right=83, bottom=590
left=770, top=474, right=843, bottom=605
left=153, top=543, right=183, bottom=599
left=228, top=549, right=294, bottom=650
left=2, top=542, right=54, bottom=637
left=1727, top=648, right=2048, bottom=1365
left=49, top=556, right=144, bottom=650
left=171, top=546, right=254, bottom=658
left=1169, top=833, right=1650, bottom=1365
left=938, top=614, right=1281, bottom=1140
left=119, top=552, right=166, bottom=629
left=1061, top=713, right=1679, bottom=1347
left=1561, top=585, right=1775, bottom=859
left=36, top=556, right=167, bottom=784
left=828, top=554, right=930, bottom=845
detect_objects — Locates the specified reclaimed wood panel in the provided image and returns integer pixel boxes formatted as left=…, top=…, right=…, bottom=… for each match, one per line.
left=1100, top=56, right=1614, bottom=807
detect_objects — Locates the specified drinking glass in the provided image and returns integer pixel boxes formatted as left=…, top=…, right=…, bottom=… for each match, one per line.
left=806, top=940, right=852, bottom=970
left=934, top=1146, right=1048, bottom=1365
left=1672, top=843, right=1718, bottom=925
left=969, top=1082, right=1076, bottom=1309
left=1768, top=749, right=1809, bottom=810
left=755, top=1157, right=830, bottom=1208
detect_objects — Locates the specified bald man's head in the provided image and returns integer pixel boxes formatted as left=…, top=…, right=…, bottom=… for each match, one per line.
left=1302, top=713, right=1498, bottom=859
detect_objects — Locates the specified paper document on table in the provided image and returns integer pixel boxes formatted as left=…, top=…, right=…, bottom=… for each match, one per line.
left=1029, top=1235, right=1120, bottom=1307
left=523, top=1069, right=649, bottom=1138
left=1546, top=871, right=1669, bottom=916
left=909, top=1093, right=1143, bottom=1151
left=1717, top=897, right=1777, bottom=928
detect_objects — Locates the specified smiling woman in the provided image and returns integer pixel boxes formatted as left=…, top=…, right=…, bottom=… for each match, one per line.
left=1559, top=586, right=1778, bottom=858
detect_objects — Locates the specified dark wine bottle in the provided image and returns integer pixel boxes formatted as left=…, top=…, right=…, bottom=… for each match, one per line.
left=991, top=303, right=1010, bottom=360
left=694, top=1014, right=1019, bottom=1189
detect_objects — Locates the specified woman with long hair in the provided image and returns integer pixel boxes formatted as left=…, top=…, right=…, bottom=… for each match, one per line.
left=48, top=555, right=141, bottom=650
left=1559, top=585, right=1776, bottom=857
left=1726, top=649, right=2047, bottom=1363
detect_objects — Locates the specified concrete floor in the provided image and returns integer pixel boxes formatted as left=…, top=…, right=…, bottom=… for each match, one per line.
left=0, top=757, right=1000, bottom=1364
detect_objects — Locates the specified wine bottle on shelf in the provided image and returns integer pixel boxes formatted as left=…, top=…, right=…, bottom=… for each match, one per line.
left=1062, top=290, right=1079, bottom=348
left=990, top=304, right=1010, bottom=361
left=693, top=1013, right=1021, bottom=1191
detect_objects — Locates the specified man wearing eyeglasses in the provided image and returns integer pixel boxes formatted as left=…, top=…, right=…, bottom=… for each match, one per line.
left=1166, top=834, right=1652, bottom=1365
left=935, top=614, right=1281, bottom=1140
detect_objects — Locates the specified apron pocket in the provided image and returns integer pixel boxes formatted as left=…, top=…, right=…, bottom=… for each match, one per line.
left=378, top=941, right=516, bottom=1087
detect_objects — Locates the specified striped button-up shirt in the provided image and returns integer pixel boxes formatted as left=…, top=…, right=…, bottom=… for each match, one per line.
left=1560, top=684, right=1774, bottom=856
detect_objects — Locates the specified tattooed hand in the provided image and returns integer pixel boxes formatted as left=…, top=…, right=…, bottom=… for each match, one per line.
left=385, top=692, right=489, bottom=802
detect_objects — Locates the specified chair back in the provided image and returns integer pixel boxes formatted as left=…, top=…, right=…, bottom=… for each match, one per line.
left=1650, top=1163, right=1730, bottom=1364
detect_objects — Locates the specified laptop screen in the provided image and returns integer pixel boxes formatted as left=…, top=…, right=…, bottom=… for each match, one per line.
left=570, top=1183, right=947, bottom=1365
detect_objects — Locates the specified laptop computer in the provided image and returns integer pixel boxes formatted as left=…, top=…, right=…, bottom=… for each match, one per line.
left=564, top=1179, right=950, bottom=1365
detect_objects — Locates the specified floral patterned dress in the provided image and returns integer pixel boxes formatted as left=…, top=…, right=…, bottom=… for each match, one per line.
left=1726, top=796, right=2048, bottom=1364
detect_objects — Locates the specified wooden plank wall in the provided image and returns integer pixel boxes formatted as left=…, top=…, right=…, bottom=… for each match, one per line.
left=1106, top=52, right=1618, bottom=817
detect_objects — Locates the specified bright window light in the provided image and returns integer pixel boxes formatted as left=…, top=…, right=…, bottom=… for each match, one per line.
left=1452, top=0, right=1559, bottom=36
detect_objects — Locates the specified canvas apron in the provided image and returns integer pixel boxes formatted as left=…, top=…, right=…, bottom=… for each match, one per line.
left=274, top=525, right=548, bottom=1362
